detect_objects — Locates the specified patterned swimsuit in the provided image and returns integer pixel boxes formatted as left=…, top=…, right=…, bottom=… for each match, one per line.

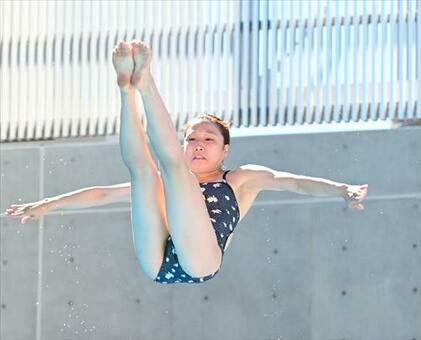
left=154, top=170, right=240, bottom=284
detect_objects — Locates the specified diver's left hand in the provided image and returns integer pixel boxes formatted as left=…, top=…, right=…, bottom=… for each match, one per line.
left=342, top=184, right=369, bottom=210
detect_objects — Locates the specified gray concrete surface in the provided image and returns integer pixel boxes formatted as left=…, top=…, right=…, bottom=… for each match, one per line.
left=1, top=126, right=420, bottom=340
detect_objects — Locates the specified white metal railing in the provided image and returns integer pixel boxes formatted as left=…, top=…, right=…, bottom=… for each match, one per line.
left=0, top=0, right=419, bottom=142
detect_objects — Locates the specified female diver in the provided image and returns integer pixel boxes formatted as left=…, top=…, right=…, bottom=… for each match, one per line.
left=4, top=40, right=369, bottom=285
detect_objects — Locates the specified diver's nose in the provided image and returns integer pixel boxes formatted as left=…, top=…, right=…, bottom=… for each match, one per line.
left=194, top=144, right=204, bottom=151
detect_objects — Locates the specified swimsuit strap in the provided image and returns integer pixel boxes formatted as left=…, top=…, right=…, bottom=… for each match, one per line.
left=222, top=170, right=230, bottom=181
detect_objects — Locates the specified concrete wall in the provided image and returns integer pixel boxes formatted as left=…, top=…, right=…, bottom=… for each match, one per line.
left=1, top=126, right=420, bottom=340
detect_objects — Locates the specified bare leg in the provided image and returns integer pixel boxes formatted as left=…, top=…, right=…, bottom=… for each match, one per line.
left=130, top=40, right=222, bottom=277
left=112, top=41, right=169, bottom=280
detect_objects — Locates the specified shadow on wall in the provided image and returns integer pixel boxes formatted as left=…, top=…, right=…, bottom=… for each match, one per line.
left=391, top=118, right=421, bottom=128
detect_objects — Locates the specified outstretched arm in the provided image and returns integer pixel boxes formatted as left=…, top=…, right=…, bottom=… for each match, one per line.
left=3, top=185, right=129, bottom=224
left=239, top=164, right=368, bottom=210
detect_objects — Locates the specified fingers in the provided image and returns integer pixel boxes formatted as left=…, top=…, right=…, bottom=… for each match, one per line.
left=348, top=202, right=364, bottom=210
left=22, top=215, right=35, bottom=224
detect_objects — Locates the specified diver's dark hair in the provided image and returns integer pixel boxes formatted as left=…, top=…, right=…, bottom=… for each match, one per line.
left=182, top=114, right=232, bottom=145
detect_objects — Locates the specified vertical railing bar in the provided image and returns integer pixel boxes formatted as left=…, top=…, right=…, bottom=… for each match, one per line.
left=88, top=0, right=96, bottom=136
left=315, top=0, right=322, bottom=123
left=259, top=0, right=268, bottom=126
left=324, top=0, right=331, bottom=123
left=370, top=1, right=377, bottom=121
left=417, top=0, right=421, bottom=118
left=287, top=1, right=294, bottom=125
left=35, top=0, right=45, bottom=138
left=0, top=1, right=8, bottom=140
left=105, top=0, right=113, bottom=135
left=204, top=0, right=210, bottom=116
left=91, top=0, right=100, bottom=135
left=343, top=0, right=350, bottom=122
left=151, top=0, right=163, bottom=129
left=161, top=1, right=170, bottom=121
left=209, top=0, right=215, bottom=117
left=76, top=1, right=85, bottom=137
left=52, top=0, right=61, bottom=138
left=69, top=0, right=78, bottom=137
left=351, top=0, right=358, bottom=122
left=81, top=0, right=90, bottom=136
left=241, top=0, right=250, bottom=127
left=96, top=0, right=106, bottom=136
left=174, top=0, right=180, bottom=124
left=215, top=0, right=222, bottom=119
left=9, top=0, right=18, bottom=140
left=250, top=0, right=258, bottom=126
left=296, top=0, right=303, bottom=124
left=306, top=1, right=314, bottom=124
left=333, top=1, right=340, bottom=122
left=361, top=0, right=367, bottom=121
left=277, top=0, right=286, bottom=125
left=220, top=0, right=227, bottom=121
left=380, top=0, right=386, bottom=120
left=198, top=2, right=205, bottom=116
left=268, top=0, right=277, bottom=125
left=186, top=1, right=195, bottom=122
left=170, top=1, right=176, bottom=126
left=61, top=0, right=70, bottom=137
left=43, top=1, right=55, bottom=139
left=407, top=0, right=414, bottom=118
left=84, top=0, right=92, bottom=136
left=178, top=0, right=187, bottom=127
left=16, top=0, right=24, bottom=140
left=397, top=0, right=404, bottom=118
left=233, top=0, right=241, bottom=127
left=389, top=1, right=396, bottom=119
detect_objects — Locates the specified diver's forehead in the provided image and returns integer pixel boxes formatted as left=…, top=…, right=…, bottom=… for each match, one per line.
left=187, top=123, right=218, bottom=135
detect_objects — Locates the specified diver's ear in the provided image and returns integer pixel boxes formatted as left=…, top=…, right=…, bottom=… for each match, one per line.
left=224, top=144, right=229, bottom=154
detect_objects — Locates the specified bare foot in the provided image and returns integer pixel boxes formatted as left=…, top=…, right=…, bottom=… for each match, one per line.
left=130, top=40, right=152, bottom=90
left=112, top=41, right=134, bottom=92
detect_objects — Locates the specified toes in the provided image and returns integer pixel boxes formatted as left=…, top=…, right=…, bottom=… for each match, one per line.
left=117, top=40, right=130, bottom=48
left=114, top=41, right=132, bottom=55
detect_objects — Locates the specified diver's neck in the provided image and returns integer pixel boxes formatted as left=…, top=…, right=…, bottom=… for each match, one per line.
left=195, top=169, right=224, bottom=183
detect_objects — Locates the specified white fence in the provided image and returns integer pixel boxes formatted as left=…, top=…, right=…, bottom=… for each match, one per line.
left=0, top=0, right=419, bottom=142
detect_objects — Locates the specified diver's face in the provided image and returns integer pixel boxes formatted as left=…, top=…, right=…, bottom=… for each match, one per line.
left=183, top=122, right=228, bottom=173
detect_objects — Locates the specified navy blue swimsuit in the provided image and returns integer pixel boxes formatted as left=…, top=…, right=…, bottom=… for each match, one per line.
left=154, top=170, right=241, bottom=284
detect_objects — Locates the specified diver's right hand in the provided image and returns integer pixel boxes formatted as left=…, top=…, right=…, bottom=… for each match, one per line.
left=3, top=198, right=53, bottom=224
